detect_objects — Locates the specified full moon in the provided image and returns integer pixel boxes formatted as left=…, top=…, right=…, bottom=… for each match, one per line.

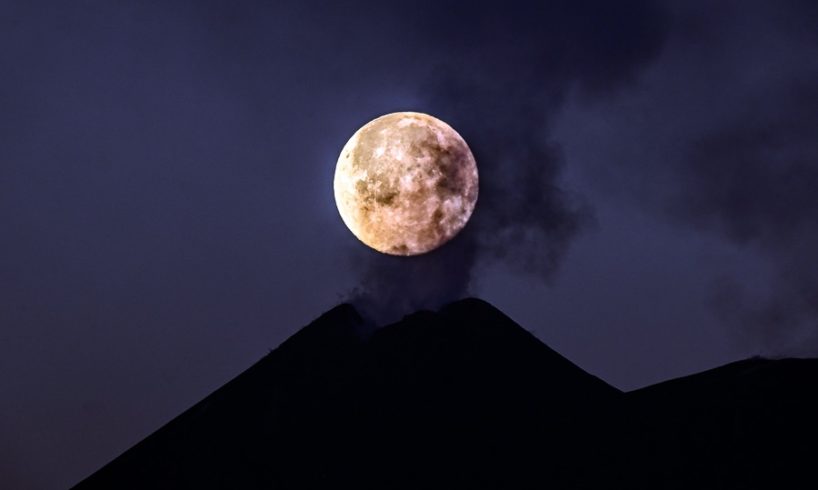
left=334, top=112, right=478, bottom=255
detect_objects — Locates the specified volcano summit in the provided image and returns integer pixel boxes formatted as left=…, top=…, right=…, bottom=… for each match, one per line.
left=73, top=299, right=818, bottom=489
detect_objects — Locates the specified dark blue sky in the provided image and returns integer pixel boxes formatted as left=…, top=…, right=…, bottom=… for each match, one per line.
left=2, top=1, right=817, bottom=488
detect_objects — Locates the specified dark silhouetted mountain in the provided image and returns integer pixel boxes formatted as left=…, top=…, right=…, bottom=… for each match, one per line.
left=621, top=357, right=818, bottom=489
left=72, top=299, right=818, bottom=489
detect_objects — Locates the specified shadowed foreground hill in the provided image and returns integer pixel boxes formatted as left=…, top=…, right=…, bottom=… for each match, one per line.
left=73, top=298, right=818, bottom=489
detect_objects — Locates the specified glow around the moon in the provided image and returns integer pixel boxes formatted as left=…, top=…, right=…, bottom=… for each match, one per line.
left=334, top=112, right=478, bottom=255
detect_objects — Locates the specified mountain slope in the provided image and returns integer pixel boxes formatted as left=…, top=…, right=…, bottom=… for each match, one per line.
left=72, top=299, right=818, bottom=489
left=621, top=357, right=818, bottom=489
left=72, top=299, right=617, bottom=489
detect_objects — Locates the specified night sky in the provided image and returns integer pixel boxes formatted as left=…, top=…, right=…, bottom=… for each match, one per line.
left=2, top=1, right=818, bottom=488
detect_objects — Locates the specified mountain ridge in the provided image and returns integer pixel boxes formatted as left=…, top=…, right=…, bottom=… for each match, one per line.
left=72, top=297, right=818, bottom=489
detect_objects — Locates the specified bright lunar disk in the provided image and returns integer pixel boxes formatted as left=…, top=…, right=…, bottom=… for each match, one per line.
left=334, top=112, right=479, bottom=255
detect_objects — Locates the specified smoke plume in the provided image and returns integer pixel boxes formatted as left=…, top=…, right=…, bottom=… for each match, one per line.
left=346, top=0, right=670, bottom=322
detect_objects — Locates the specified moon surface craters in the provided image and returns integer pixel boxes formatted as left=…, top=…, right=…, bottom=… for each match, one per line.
left=334, top=112, right=478, bottom=255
